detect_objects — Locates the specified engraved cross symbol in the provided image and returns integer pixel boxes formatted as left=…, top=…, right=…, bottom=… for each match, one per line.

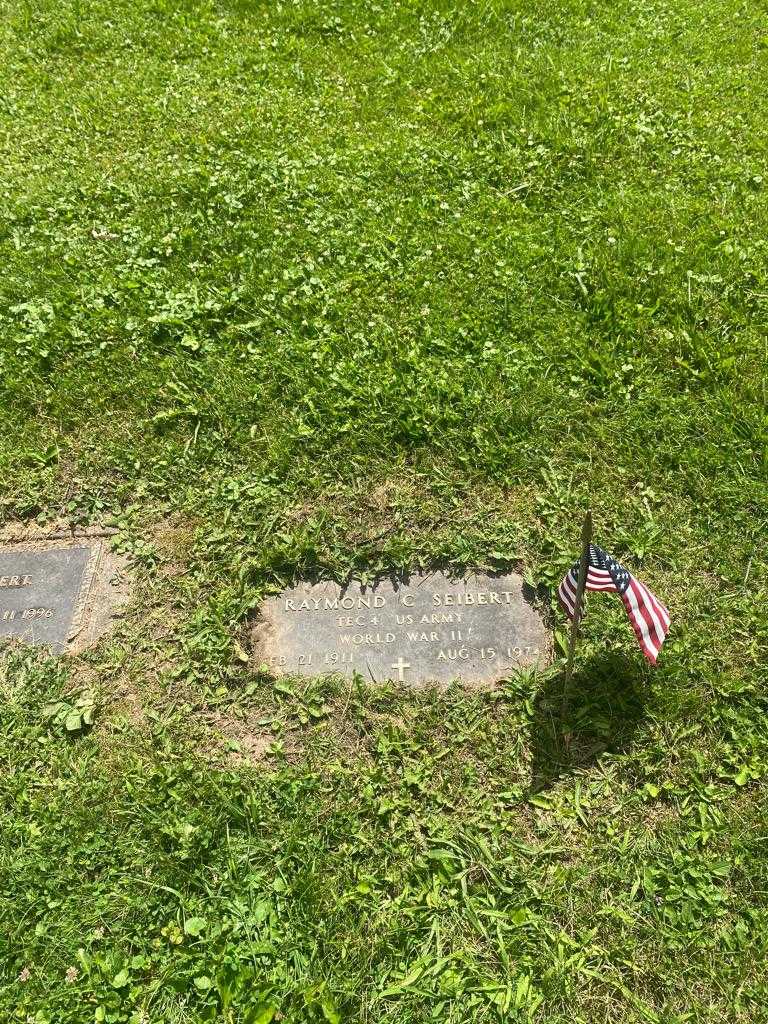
left=390, top=656, right=411, bottom=681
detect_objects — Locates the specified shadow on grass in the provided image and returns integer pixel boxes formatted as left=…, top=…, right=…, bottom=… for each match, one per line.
left=529, top=653, right=647, bottom=794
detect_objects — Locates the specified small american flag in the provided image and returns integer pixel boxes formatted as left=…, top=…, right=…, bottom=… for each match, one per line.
left=558, top=544, right=670, bottom=664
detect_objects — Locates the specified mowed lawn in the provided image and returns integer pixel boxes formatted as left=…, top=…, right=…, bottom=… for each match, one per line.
left=1, top=0, right=767, bottom=1021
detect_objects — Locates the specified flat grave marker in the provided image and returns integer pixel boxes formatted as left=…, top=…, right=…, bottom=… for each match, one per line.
left=251, top=570, right=551, bottom=687
left=0, top=539, right=128, bottom=653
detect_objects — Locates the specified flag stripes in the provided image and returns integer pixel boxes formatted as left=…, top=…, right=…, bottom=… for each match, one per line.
left=558, top=544, right=670, bottom=664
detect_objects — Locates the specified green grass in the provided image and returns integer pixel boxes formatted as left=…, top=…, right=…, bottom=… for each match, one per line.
left=1, top=0, right=767, bottom=1020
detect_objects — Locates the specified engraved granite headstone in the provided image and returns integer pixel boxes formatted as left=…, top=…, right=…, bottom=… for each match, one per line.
left=0, top=540, right=127, bottom=653
left=251, top=571, right=550, bottom=687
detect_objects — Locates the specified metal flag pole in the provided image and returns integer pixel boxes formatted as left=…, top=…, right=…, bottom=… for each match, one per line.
left=564, top=510, right=593, bottom=684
